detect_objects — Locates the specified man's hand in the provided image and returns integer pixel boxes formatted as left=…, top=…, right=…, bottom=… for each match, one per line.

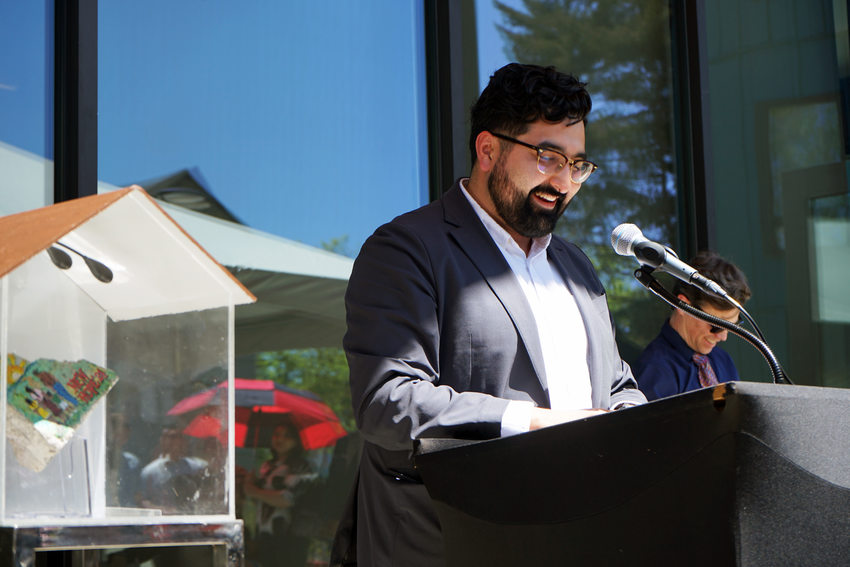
left=529, top=407, right=608, bottom=431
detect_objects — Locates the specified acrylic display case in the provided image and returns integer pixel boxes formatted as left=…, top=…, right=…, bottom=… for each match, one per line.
left=0, top=187, right=255, bottom=564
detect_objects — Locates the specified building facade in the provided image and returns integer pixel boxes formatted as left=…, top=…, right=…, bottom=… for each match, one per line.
left=2, top=0, right=848, bottom=563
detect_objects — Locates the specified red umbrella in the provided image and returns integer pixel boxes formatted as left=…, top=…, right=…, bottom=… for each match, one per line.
left=169, top=378, right=347, bottom=450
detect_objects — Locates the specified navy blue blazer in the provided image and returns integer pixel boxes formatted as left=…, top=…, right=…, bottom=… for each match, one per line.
left=635, top=319, right=739, bottom=401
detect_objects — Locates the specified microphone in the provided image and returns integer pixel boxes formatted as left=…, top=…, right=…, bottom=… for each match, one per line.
left=611, top=223, right=728, bottom=299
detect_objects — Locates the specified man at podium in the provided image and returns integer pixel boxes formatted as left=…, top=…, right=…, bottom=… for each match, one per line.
left=332, top=63, right=646, bottom=567
left=635, top=250, right=751, bottom=400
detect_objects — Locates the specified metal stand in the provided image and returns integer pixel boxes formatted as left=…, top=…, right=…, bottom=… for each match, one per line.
left=632, top=265, right=791, bottom=384
left=1, top=521, right=243, bottom=567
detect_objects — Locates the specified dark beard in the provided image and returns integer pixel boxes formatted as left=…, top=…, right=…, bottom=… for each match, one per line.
left=487, top=160, right=569, bottom=238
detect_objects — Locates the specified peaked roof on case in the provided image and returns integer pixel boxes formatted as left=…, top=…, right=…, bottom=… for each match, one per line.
left=0, top=187, right=128, bottom=279
left=0, top=186, right=255, bottom=320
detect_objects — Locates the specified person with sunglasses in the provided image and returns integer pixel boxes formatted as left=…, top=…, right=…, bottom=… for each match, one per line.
left=332, top=62, right=646, bottom=567
left=634, top=250, right=752, bottom=401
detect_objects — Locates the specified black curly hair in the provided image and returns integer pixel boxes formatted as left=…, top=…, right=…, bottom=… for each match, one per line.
left=469, top=63, right=592, bottom=165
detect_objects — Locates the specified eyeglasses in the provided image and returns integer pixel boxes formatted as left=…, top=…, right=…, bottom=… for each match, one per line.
left=490, top=132, right=598, bottom=183
left=710, top=322, right=740, bottom=334
left=703, top=310, right=741, bottom=334
left=46, top=242, right=114, bottom=283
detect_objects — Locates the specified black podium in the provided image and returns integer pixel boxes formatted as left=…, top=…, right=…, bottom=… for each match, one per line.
left=414, top=382, right=850, bottom=566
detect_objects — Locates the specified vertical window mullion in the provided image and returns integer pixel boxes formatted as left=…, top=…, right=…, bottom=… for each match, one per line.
left=54, top=0, right=97, bottom=203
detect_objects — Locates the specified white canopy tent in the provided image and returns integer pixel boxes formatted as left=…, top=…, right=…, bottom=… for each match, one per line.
left=157, top=202, right=353, bottom=354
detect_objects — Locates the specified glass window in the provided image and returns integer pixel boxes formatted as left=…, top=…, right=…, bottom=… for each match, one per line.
left=98, top=2, right=427, bottom=565
left=0, top=1, right=53, bottom=215
left=98, top=1, right=428, bottom=255
left=474, top=0, right=680, bottom=365
left=703, top=0, right=849, bottom=387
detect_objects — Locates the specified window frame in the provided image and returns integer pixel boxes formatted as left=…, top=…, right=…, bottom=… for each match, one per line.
left=54, top=0, right=98, bottom=203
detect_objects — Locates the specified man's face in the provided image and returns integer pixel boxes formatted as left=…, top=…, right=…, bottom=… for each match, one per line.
left=486, top=120, right=587, bottom=240
left=674, top=298, right=740, bottom=355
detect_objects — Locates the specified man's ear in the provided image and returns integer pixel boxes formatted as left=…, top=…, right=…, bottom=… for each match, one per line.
left=475, top=131, right=500, bottom=172
left=671, top=294, right=690, bottom=318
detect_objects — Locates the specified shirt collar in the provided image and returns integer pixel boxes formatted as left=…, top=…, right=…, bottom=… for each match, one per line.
left=660, top=318, right=727, bottom=365
left=660, top=318, right=696, bottom=358
left=459, top=178, right=551, bottom=259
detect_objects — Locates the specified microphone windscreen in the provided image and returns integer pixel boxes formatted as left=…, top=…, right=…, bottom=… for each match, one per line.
left=611, top=223, right=644, bottom=256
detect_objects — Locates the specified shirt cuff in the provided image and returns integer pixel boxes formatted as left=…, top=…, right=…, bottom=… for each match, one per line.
left=501, top=400, right=535, bottom=437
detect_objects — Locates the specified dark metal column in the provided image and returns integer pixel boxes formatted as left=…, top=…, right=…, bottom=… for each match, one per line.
left=670, top=0, right=713, bottom=254
left=424, top=0, right=479, bottom=200
left=54, top=0, right=98, bottom=203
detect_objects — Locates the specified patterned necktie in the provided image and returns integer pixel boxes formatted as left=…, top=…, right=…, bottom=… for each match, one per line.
left=692, top=353, right=719, bottom=388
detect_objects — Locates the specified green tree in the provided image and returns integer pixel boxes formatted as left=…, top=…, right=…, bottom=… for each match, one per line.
left=256, top=347, right=355, bottom=433
left=321, top=235, right=354, bottom=258
left=496, top=0, right=679, bottom=358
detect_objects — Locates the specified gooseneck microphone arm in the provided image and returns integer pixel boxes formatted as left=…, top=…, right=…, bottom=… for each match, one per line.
left=709, top=293, right=766, bottom=343
left=611, top=223, right=767, bottom=340
left=633, top=265, right=792, bottom=385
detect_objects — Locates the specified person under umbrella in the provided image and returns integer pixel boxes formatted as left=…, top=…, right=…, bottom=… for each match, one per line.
left=170, top=378, right=347, bottom=451
left=243, top=418, right=316, bottom=567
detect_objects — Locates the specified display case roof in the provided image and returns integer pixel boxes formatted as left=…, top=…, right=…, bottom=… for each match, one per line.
left=0, top=186, right=255, bottom=320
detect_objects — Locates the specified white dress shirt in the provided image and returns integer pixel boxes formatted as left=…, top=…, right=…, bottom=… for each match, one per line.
left=460, top=182, right=592, bottom=436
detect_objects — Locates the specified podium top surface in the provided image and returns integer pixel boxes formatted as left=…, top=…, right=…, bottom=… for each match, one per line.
left=418, top=381, right=850, bottom=454
left=414, top=382, right=850, bottom=524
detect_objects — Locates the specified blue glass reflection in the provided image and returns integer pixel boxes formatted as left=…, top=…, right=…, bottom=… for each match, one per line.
left=0, top=1, right=52, bottom=159
left=98, top=1, right=428, bottom=255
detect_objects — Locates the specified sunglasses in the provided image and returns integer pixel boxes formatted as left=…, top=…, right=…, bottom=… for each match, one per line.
left=693, top=302, right=740, bottom=334
left=709, top=319, right=741, bottom=334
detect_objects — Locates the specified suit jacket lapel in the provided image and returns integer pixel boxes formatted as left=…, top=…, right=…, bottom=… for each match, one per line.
left=441, top=183, right=549, bottom=397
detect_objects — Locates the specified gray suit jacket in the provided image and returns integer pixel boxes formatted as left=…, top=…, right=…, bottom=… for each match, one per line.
left=332, top=181, right=645, bottom=566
